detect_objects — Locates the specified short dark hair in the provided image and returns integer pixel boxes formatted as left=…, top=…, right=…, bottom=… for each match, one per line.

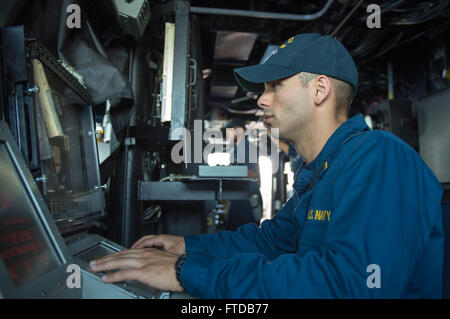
left=298, top=72, right=354, bottom=119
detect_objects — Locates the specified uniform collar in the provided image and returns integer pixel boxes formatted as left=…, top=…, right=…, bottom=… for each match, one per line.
left=306, top=113, right=369, bottom=172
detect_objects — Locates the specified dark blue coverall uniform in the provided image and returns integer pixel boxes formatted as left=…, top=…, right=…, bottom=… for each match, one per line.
left=181, top=114, right=444, bottom=298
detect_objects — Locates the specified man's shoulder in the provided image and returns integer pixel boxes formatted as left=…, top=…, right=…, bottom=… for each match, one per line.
left=340, top=129, right=418, bottom=163
left=348, top=129, right=413, bottom=151
left=337, top=129, right=442, bottom=194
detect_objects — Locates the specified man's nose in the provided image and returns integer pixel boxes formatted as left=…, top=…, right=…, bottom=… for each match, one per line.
left=257, top=91, right=270, bottom=109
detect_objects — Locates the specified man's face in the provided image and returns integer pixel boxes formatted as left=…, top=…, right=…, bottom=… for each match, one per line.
left=257, top=74, right=312, bottom=142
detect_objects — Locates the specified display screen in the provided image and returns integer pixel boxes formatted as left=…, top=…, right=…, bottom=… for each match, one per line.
left=0, top=142, right=61, bottom=287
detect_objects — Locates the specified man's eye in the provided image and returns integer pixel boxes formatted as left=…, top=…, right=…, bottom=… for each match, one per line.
left=265, top=81, right=280, bottom=91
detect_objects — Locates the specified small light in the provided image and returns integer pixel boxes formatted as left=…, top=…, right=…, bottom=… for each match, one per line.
left=202, top=69, right=212, bottom=79
left=207, top=152, right=231, bottom=166
left=364, top=115, right=373, bottom=130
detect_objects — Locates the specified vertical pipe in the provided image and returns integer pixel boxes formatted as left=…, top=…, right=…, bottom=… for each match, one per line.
left=388, top=61, right=394, bottom=100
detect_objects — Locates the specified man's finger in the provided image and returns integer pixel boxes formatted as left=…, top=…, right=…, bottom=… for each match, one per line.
left=90, top=257, right=143, bottom=272
left=101, top=268, right=143, bottom=283
left=130, top=235, right=157, bottom=249
left=89, top=251, right=135, bottom=267
left=91, top=246, right=159, bottom=264
left=90, top=252, right=147, bottom=268
left=97, top=248, right=143, bottom=259
left=133, top=237, right=162, bottom=249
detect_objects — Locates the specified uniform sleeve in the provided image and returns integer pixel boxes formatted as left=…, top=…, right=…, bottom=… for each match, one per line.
left=181, top=135, right=444, bottom=298
left=184, top=196, right=298, bottom=261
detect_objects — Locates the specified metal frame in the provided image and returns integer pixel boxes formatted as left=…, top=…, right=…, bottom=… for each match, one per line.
left=169, top=0, right=190, bottom=141
left=1, top=25, right=106, bottom=231
left=1, top=26, right=41, bottom=176
left=25, top=35, right=92, bottom=105
left=138, top=178, right=259, bottom=201
left=190, top=0, right=334, bottom=21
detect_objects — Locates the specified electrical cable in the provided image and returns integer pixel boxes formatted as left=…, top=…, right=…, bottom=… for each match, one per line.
left=428, top=18, right=450, bottom=39
left=380, top=0, right=408, bottom=14
left=330, top=0, right=364, bottom=37
left=388, top=1, right=449, bottom=25
left=393, top=31, right=426, bottom=48
left=351, top=31, right=387, bottom=57
left=359, top=0, right=407, bottom=21
left=372, top=32, right=404, bottom=58
left=226, top=108, right=259, bottom=115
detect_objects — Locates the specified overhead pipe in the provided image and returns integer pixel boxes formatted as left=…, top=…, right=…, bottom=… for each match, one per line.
left=330, top=0, right=364, bottom=37
left=190, top=0, right=334, bottom=21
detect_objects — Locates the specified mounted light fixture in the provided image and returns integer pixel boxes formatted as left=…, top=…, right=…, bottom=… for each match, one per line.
left=161, top=22, right=175, bottom=123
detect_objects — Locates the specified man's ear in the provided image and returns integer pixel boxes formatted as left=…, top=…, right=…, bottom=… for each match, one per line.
left=312, top=75, right=331, bottom=105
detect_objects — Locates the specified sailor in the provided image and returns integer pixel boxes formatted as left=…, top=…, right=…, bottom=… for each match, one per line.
left=89, top=33, right=444, bottom=298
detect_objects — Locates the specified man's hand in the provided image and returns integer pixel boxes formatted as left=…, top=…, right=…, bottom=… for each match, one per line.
left=89, top=248, right=184, bottom=292
left=130, top=234, right=185, bottom=254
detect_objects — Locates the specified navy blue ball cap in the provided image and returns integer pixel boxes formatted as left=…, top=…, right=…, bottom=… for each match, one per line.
left=234, top=33, right=358, bottom=94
